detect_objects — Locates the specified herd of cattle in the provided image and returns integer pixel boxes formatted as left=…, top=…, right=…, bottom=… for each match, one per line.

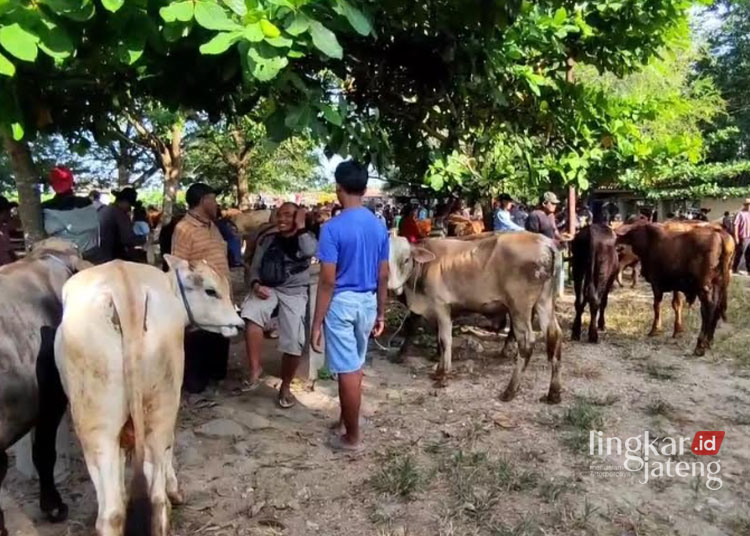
left=0, top=215, right=737, bottom=536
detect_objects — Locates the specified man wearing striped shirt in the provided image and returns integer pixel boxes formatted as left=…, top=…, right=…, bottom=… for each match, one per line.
left=172, top=183, right=231, bottom=393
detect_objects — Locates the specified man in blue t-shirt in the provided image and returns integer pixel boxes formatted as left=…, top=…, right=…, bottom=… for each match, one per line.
left=312, top=160, right=389, bottom=452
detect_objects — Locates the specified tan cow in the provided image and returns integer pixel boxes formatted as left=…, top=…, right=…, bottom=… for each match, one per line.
left=388, top=233, right=563, bottom=403
left=54, top=256, right=243, bottom=536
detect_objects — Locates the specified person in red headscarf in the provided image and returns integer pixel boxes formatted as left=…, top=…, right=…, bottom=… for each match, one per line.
left=41, top=166, right=92, bottom=211
left=41, top=165, right=102, bottom=260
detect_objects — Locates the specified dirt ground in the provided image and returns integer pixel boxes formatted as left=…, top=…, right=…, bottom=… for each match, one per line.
left=3, top=273, right=750, bottom=536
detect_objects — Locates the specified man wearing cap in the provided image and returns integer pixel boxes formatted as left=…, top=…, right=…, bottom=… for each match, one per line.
left=493, top=193, right=524, bottom=232
left=98, top=187, right=146, bottom=263
left=526, top=192, right=562, bottom=240
left=172, top=183, right=232, bottom=393
left=0, top=195, right=16, bottom=266
left=733, top=198, right=750, bottom=273
left=42, top=165, right=101, bottom=258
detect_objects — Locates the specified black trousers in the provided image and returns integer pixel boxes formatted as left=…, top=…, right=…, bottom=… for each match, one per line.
left=183, top=329, right=230, bottom=393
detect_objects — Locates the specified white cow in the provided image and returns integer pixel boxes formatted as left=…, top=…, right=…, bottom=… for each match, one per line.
left=55, top=256, right=243, bottom=536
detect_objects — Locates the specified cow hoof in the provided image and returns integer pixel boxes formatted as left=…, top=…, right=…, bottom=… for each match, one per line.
left=545, top=390, right=562, bottom=405
left=42, top=502, right=68, bottom=523
left=588, top=334, right=599, bottom=344
left=1, top=527, right=8, bottom=536
left=499, top=389, right=516, bottom=402
left=647, top=329, right=662, bottom=337
left=694, top=347, right=706, bottom=357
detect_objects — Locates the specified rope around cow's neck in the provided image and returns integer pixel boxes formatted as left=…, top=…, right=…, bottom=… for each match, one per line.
left=174, top=269, right=239, bottom=332
left=371, top=259, right=422, bottom=352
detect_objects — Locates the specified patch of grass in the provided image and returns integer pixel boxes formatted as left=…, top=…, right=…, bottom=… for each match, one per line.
left=316, top=366, right=335, bottom=380
left=559, top=397, right=605, bottom=453
left=584, top=393, right=619, bottom=406
left=438, top=450, right=539, bottom=526
left=645, top=398, right=674, bottom=417
left=645, top=362, right=679, bottom=381
left=371, top=452, right=424, bottom=499
left=490, top=517, right=540, bottom=536
left=563, top=398, right=605, bottom=430
left=538, top=478, right=575, bottom=503
left=713, top=279, right=750, bottom=366
left=725, top=516, right=750, bottom=535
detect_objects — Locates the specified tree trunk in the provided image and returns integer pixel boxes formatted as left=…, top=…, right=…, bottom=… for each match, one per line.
left=236, top=162, right=249, bottom=209
left=160, top=123, right=183, bottom=225
left=2, top=133, right=44, bottom=247
left=116, top=139, right=131, bottom=187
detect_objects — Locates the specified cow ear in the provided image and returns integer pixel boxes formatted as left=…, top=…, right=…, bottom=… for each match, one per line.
left=411, top=247, right=436, bottom=264
left=164, top=254, right=190, bottom=272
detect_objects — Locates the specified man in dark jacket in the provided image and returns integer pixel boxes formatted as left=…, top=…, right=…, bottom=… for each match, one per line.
left=98, top=187, right=146, bottom=262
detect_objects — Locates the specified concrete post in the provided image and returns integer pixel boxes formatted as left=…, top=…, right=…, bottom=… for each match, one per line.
left=299, top=263, right=325, bottom=380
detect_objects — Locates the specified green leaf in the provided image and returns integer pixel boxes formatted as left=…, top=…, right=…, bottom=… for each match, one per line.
left=0, top=51, right=15, bottom=76
left=287, top=49, right=304, bottom=58
left=246, top=45, right=288, bottom=81
left=101, top=0, right=124, bottom=12
left=339, top=0, right=371, bottom=35
left=553, top=7, right=567, bottom=24
left=268, top=0, right=296, bottom=9
left=260, top=19, right=281, bottom=38
left=429, top=174, right=444, bottom=191
left=265, top=35, right=292, bottom=48
left=0, top=23, right=39, bottom=62
left=285, top=13, right=309, bottom=36
left=40, top=0, right=95, bottom=21
left=223, top=0, right=246, bottom=16
left=243, top=22, right=265, bottom=42
left=11, top=121, right=23, bottom=141
left=38, top=24, right=74, bottom=60
left=163, top=21, right=192, bottom=42
left=160, top=1, right=194, bottom=22
left=117, top=31, right=146, bottom=64
left=577, top=176, right=590, bottom=190
left=199, top=31, right=243, bottom=54
left=194, top=1, right=240, bottom=30
left=322, top=106, right=342, bottom=126
left=309, top=21, right=342, bottom=59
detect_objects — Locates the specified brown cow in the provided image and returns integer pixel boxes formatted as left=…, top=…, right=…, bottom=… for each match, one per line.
left=388, top=233, right=563, bottom=403
left=615, top=221, right=733, bottom=355
left=571, top=224, right=619, bottom=343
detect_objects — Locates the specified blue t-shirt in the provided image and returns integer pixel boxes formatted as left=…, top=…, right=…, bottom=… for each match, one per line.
left=317, top=207, right=389, bottom=293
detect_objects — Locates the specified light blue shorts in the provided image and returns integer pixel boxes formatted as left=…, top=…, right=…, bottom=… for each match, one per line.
left=324, top=290, right=377, bottom=374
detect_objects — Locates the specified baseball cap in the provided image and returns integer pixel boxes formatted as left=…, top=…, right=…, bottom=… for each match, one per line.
left=543, top=191, right=560, bottom=204
left=185, top=182, right=218, bottom=208
left=49, top=166, right=74, bottom=194
left=744, top=198, right=750, bottom=205
left=498, top=193, right=514, bottom=202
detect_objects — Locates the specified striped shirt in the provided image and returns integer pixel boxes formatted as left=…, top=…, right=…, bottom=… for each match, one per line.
left=171, top=211, right=230, bottom=280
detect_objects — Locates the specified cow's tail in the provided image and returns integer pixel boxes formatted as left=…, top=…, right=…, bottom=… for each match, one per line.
left=718, top=232, right=734, bottom=322
left=110, top=275, right=153, bottom=536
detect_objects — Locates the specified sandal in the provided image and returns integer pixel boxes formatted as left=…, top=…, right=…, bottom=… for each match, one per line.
left=241, top=377, right=263, bottom=392
left=277, top=391, right=297, bottom=409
